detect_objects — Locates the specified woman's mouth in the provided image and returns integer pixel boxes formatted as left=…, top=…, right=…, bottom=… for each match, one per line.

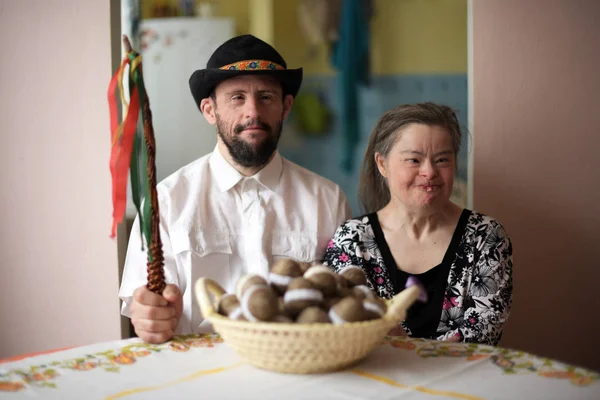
left=420, top=185, right=440, bottom=192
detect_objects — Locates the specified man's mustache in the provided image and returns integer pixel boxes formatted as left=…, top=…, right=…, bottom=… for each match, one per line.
left=234, top=120, right=271, bottom=134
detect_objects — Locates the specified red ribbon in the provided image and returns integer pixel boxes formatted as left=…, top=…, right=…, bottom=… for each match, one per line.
left=108, top=63, right=140, bottom=238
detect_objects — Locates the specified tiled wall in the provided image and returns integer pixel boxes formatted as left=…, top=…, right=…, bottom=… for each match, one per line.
left=279, top=74, right=469, bottom=216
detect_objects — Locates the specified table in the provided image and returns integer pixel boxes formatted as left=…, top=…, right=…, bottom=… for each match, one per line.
left=1, top=334, right=598, bottom=399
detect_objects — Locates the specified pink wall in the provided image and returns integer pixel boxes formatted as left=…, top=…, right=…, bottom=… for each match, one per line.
left=472, top=0, right=600, bottom=371
left=0, top=1, right=122, bottom=357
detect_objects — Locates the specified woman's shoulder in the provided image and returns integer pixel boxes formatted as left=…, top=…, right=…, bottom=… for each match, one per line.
left=338, top=213, right=372, bottom=228
left=332, top=213, right=375, bottom=238
left=467, top=210, right=507, bottom=229
left=465, top=209, right=512, bottom=242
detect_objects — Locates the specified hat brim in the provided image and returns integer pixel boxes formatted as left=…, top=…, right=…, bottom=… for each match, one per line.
left=189, top=68, right=303, bottom=109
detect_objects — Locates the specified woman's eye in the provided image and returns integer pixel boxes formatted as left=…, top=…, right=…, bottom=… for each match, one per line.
left=406, top=159, right=420, bottom=164
left=436, top=158, right=450, bottom=163
left=231, top=95, right=243, bottom=101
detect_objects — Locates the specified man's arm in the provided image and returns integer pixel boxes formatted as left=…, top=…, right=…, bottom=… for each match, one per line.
left=336, top=188, right=352, bottom=225
left=119, top=211, right=183, bottom=342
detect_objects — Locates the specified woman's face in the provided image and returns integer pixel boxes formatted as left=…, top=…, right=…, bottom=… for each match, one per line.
left=375, top=123, right=456, bottom=210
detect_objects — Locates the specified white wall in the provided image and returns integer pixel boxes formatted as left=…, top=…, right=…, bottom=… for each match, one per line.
left=0, top=1, right=122, bottom=357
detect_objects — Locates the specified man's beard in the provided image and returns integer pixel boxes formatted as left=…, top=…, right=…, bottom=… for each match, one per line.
left=217, top=116, right=283, bottom=168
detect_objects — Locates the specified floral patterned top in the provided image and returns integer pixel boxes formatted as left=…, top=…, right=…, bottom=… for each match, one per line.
left=322, top=209, right=513, bottom=346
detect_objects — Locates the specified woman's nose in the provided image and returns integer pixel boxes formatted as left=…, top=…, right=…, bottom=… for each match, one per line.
left=420, top=160, right=438, bottom=179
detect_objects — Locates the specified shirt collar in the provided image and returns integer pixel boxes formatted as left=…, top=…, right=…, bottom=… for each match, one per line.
left=253, top=151, right=283, bottom=192
left=209, top=145, right=243, bottom=192
left=209, top=145, right=283, bottom=193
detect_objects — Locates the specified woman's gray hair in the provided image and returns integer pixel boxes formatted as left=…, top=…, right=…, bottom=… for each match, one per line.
left=358, top=102, right=462, bottom=214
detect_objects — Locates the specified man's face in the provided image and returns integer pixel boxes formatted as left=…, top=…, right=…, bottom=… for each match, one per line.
left=201, top=75, right=293, bottom=168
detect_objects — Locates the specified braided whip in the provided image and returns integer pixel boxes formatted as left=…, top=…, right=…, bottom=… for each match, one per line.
left=108, top=34, right=165, bottom=294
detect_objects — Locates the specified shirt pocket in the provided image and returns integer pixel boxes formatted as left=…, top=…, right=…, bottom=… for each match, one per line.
left=271, top=230, right=319, bottom=264
left=170, top=228, right=232, bottom=332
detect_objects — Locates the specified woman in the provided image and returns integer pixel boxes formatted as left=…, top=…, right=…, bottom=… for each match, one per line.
left=323, top=103, right=513, bottom=346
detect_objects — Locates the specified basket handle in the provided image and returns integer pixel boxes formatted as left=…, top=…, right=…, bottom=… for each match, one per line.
left=383, top=285, right=423, bottom=323
left=195, top=277, right=227, bottom=318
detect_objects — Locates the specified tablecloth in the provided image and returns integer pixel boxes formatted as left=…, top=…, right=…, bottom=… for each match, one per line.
left=1, top=334, right=598, bottom=399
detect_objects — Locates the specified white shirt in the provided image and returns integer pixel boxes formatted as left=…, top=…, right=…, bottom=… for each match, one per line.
left=119, top=145, right=351, bottom=334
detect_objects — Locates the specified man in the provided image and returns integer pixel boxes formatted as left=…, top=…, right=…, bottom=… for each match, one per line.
left=119, top=34, right=351, bottom=344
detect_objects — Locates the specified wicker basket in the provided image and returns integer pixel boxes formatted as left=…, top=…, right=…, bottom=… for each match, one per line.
left=194, top=277, right=422, bottom=374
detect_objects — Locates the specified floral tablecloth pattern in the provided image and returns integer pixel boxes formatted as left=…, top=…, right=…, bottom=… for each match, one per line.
left=0, top=334, right=598, bottom=399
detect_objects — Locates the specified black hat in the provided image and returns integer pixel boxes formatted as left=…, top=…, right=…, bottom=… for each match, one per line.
left=189, top=34, right=303, bottom=108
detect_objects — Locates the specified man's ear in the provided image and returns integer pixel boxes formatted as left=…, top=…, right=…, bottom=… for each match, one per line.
left=282, top=94, right=294, bottom=120
left=200, top=98, right=217, bottom=124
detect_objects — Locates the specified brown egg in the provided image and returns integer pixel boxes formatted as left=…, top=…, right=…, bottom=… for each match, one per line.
left=236, top=274, right=268, bottom=299
left=277, top=296, right=295, bottom=319
left=217, top=293, right=241, bottom=317
left=283, top=277, right=324, bottom=317
left=339, top=265, right=368, bottom=287
left=352, top=285, right=376, bottom=300
left=304, top=265, right=339, bottom=297
left=296, top=306, right=331, bottom=324
left=322, top=296, right=343, bottom=311
left=270, top=314, right=294, bottom=323
left=298, top=261, right=313, bottom=274
left=240, top=284, right=279, bottom=322
left=337, top=286, right=354, bottom=298
left=228, top=308, right=246, bottom=321
left=328, top=296, right=366, bottom=324
left=269, top=258, right=303, bottom=294
left=363, top=297, right=387, bottom=320
left=335, top=274, right=352, bottom=289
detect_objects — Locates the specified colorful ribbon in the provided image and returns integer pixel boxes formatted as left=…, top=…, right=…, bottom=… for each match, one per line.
left=107, top=48, right=151, bottom=249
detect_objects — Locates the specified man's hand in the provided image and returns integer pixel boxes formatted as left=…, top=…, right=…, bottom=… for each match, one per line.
left=387, top=324, right=408, bottom=337
left=130, top=284, right=183, bottom=344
